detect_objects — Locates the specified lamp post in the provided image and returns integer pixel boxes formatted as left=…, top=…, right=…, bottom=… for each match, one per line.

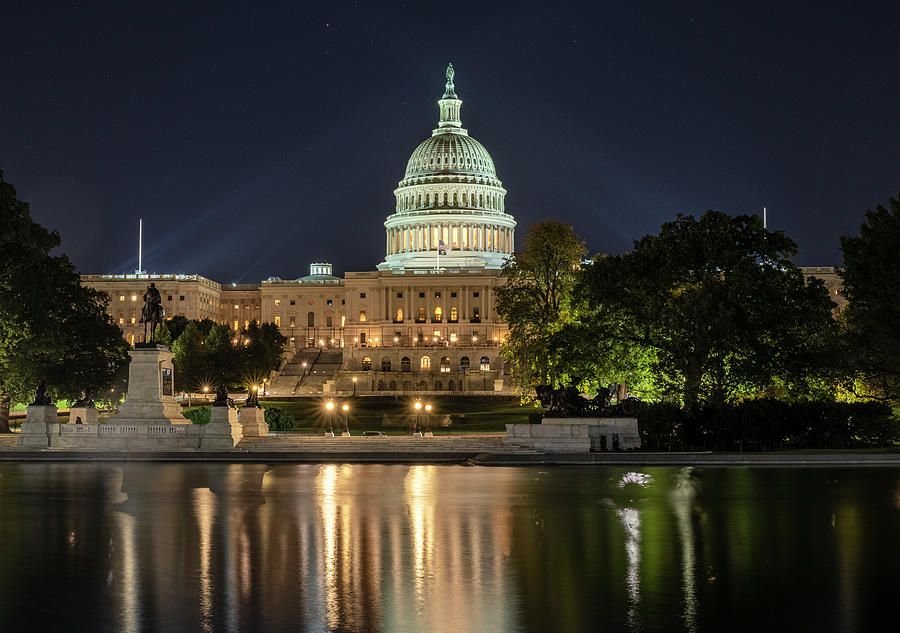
left=424, top=403, right=433, bottom=436
left=203, top=385, right=209, bottom=402
left=413, top=401, right=423, bottom=437
left=341, top=403, right=350, bottom=436
left=325, top=400, right=335, bottom=436
left=352, top=376, right=358, bottom=396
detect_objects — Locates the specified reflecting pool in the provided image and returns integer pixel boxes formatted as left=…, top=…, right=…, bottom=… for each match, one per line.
left=1, top=463, right=898, bottom=632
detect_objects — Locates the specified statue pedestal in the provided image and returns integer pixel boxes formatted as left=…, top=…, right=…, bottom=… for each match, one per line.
left=113, top=345, right=186, bottom=425
left=202, top=406, right=243, bottom=449
left=69, top=406, right=99, bottom=425
left=239, top=406, right=269, bottom=437
left=18, top=406, right=57, bottom=448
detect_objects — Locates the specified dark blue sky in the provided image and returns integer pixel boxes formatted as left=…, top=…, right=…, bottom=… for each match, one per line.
left=2, top=1, right=898, bottom=281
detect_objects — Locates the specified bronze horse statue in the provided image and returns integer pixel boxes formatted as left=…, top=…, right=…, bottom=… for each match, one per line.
left=140, top=282, right=165, bottom=344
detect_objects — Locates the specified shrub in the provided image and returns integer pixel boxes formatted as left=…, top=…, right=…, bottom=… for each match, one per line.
left=636, top=399, right=899, bottom=451
left=184, top=407, right=211, bottom=425
left=264, top=406, right=295, bottom=432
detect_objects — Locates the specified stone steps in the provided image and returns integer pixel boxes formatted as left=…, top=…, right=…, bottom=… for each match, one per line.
left=0, top=434, right=19, bottom=448
left=240, top=435, right=535, bottom=453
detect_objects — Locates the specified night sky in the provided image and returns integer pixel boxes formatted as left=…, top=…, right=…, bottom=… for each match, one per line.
left=2, top=1, right=898, bottom=282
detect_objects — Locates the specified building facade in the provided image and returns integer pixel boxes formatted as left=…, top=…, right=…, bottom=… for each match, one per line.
left=83, top=66, right=513, bottom=395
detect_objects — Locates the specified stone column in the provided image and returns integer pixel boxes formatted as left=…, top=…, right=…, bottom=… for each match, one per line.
left=202, top=405, right=243, bottom=449
left=239, top=406, right=269, bottom=437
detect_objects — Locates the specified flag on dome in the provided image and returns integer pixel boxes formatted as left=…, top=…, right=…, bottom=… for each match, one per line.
left=439, top=240, right=449, bottom=255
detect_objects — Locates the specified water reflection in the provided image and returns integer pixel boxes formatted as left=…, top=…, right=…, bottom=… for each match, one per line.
left=2, top=464, right=899, bottom=632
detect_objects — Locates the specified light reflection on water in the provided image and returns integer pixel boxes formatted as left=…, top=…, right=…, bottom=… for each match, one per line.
left=1, top=464, right=900, bottom=632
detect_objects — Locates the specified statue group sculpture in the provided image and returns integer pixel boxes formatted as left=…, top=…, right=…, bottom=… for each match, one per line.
left=30, top=383, right=52, bottom=406
left=535, top=383, right=639, bottom=417
left=140, top=282, right=165, bottom=345
left=212, top=384, right=235, bottom=408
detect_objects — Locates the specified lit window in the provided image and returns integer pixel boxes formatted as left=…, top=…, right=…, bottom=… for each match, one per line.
left=244, top=320, right=249, bottom=329
left=275, top=316, right=281, bottom=327
left=480, top=356, right=490, bottom=371
left=233, top=320, right=239, bottom=330
left=450, top=333, right=457, bottom=342
left=435, top=291, right=441, bottom=298
left=440, top=357, right=450, bottom=373
left=341, top=315, right=346, bottom=327
left=396, top=307, right=404, bottom=322
left=421, top=356, right=431, bottom=370
left=119, top=295, right=125, bottom=302
left=119, top=317, right=125, bottom=325
left=129, top=334, right=134, bottom=346
left=434, top=307, right=442, bottom=321
left=450, top=307, right=458, bottom=321
left=275, top=299, right=281, bottom=306
left=130, top=315, right=136, bottom=324
left=131, top=295, right=136, bottom=302
left=234, top=304, right=239, bottom=310
left=359, top=311, right=367, bottom=322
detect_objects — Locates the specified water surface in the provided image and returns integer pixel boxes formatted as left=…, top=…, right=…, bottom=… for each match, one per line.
left=1, top=463, right=898, bottom=632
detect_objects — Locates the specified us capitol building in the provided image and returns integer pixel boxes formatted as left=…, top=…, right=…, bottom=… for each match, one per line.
left=82, top=66, right=518, bottom=396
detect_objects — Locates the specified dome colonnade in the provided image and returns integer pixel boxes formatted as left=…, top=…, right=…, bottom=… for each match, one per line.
left=378, top=64, right=516, bottom=271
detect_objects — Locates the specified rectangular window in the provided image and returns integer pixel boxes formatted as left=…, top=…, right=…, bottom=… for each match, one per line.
left=327, top=299, right=333, bottom=306
left=290, top=300, right=296, bottom=305
left=275, top=316, right=281, bottom=327
left=234, top=304, right=239, bottom=310
left=233, top=320, right=239, bottom=331
left=119, top=295, right=125, bottom=302
left=119, top=317, right=125, bottom=325
left=435, top=292, right=441, bottom=298
left=396, top=291, right=403, bottom=298
left=451, top=291, right=457, bottom=298
left=442, top=226, right=449, bottom=245
left=487, top=230, right=493, bottom=249
left=131, top=295, right=137, bottom=302
left=432, top=227, right=439, bottom=248
left=130, top=315, right=136, bottom=324
left=326, top=316, right=333, bottom=327
left=341, top=299, right=345, bottom=305
left=452, top=226, right=459, bottom=248
left=167, top=295, right=172, bottom=301
left=244, top=320, right=249, bottom=329
left=360, top=292, right=366, bottom=299
left=462, top=227, right=468, bottom=249
left=179, top=296, right=185, bottom=301
left=473, top=230, right=478, bottom=248
left=341, top=315, right=346, bottom=327
left=419, top=292, right=425, bottom=298
left=473, top=291, right=480, bottom=297
left=359, top=311, right=367, bottom=322
left=275, top=299, right=281, bottom=306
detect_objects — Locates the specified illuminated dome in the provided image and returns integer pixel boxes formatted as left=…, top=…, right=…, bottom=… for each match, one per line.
left=379, top=64, right=516, bottom=271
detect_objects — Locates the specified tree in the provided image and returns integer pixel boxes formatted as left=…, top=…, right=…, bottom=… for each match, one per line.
left=153, top=323, right=172, bottom=346
left=580, top=211, right=838, bottom=406
left=172, top=321, right=206, bottom=392
left=839, top=194, right=900, bottom=401
left=0, top=170, right=128, bottom=431
left=495, top=221, right=587, bottom=390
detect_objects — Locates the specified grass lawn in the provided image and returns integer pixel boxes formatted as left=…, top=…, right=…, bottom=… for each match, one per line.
left=185, top=395, right=541, bottom=435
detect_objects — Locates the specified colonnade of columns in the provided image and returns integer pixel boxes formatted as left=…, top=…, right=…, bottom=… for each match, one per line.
left=385, top=224, right=514, bottom=256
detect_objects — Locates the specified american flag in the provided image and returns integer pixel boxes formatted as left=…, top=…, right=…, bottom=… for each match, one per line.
left=438, top=240, right=449, bottom=255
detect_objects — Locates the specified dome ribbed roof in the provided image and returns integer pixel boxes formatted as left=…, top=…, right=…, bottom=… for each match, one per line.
left=404, top=133, right=496, bottom=179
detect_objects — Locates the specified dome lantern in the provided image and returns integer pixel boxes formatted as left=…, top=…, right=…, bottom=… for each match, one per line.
left=438, top=63, right=462, bottom=130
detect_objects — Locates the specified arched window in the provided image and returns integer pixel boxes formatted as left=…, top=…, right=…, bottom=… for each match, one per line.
left=362, top=357, right=372, bottom=371
left=420, top=356, right=431, bottom=371
left=417, top=307, right=426, bottom=323
left=453, top=192, right=458, bottom=205
left=462, top=192, right=468, bottom=206
left=448, top=380, right=456, bottom=392
left=460, top=356, right=470, bottom=371
left=443, top=192, right=448, bottom=205
left=389, top=380, right=397, bottom=390
left=450, top=306, right=458, bottom=322
left=425, top=193, right=431, bottom=206
left=480, top=356, right=490, bottom=371
left=377, top=380, right=384, bottom=391
left=417, top=381, right=427, bottom=391
left=307, top=311, right=315, bottom=327
left=434, top=381, right=442, bottom=391
left=479, top=193, right=484, bottom=207
left=381, top=358, right=391, bottom=372
left=396, top=307, right=403, bottom=323
left=401, top=357, right=411, bottom=372
left=433, top=307, right=442, bottom=322
left=440, top=356, right=451, bottom=373
left=403, top=381, right=412, bottom=391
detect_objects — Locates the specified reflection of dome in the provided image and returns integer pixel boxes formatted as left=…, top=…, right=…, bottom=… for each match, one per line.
left=378, top=64, right=516, bottom=272
left=404, top=134, right=497, bottom=180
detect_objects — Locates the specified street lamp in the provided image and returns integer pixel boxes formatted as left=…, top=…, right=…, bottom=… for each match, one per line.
left=341, top=403, right=350, bottom=436
left=325, top=400, right=335, bottom=436
left=424, top=403, right=433, bottom=436
left=352, top=376, right=358, bottom=396
left=413, top=401, right=423, bottom=436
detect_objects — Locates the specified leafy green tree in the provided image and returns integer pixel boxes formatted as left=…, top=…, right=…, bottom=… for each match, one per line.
left=172, top=321, right=206, bottom=392
left=495, top=221, right=587, bottom=391
left=165, top=315, right=190, bottom=341
left=580, top=211, right=838, bottom=406
left=153, top=323, right=172, bottom=346
left=0, top=170, right=128, bottom=431
left=204, top=324, right=239, bottom=387
left=839, top=194, right=900, bottom=401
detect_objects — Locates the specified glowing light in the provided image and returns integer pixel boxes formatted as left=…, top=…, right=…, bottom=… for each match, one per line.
left=425, top=404, right=432, bottom=412
left=342, top=404, right=349, bottom=412
left=393, top=336, right=399, bottom=343
left=326, top=401, right=334, bottom=411
left=414, top=401, right=422, bottom=410
left=352, top=377, right=357, bottom=383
